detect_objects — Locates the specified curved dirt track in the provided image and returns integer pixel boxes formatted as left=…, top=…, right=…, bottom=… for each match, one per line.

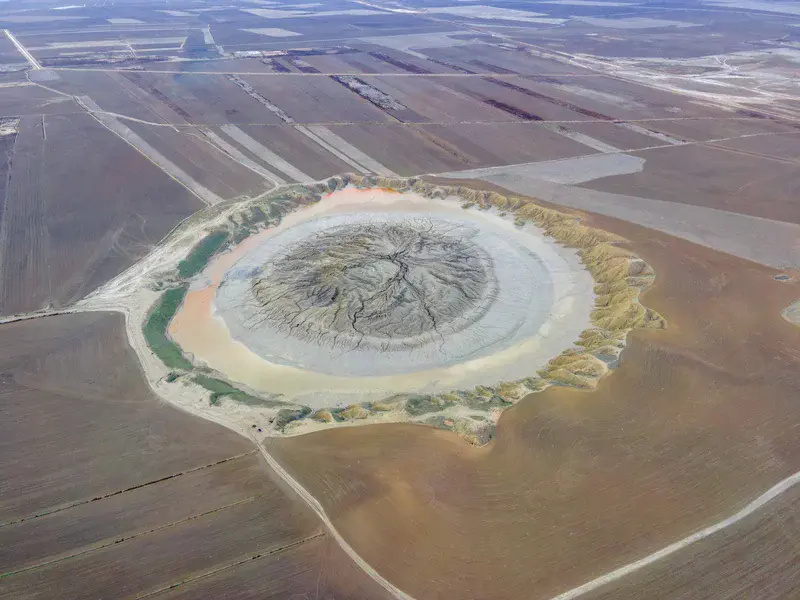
left=251, top=435, right=417, bottom=600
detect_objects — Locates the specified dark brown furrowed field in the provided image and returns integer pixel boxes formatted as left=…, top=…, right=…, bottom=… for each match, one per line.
left=0, top=312, right=389, bottom=599
left=242, top=74, right=394, bottom=124
left=123, top=120, right=273, bottom=196
left=0, top=85, right=77, bottom=117
left=418, top=121, right=591, bottom=166
left=0, top=114, right=200, bottom=315
left=585, top=143, right=800, bottom=224
left=234, top=124, right=354, bottom=180
left=586, top=486, right=800, bottom=599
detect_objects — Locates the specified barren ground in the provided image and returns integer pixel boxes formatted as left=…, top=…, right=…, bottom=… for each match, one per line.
left=1, top=0, right=799, bottom=598
left=0, top=312, right=390, bottom=599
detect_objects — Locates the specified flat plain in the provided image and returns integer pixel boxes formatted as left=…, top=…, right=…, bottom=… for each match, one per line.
left=0, top=312, right=389, bottom=599
left=0, top=0, right=799, bottom=597
left=0, top=114, right=201, bottom=315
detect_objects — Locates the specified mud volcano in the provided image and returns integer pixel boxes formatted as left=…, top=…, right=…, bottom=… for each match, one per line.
left=171, top=187, right=594, bottom=406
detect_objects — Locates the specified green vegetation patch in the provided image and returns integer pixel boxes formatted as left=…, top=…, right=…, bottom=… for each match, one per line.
left=143, top=286, right=192, bottom=370
left=177, top=231, right=229, bottom=279
left=274, top=406, right=312, bottom=430
left=193, top=374, right=283, bottom=407
left=460, top=391, right=511, bottom=412
left=405, top=395, right=454, bottom=416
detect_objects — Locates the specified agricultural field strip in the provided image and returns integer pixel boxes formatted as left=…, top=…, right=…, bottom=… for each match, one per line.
left=0, top=451, right=256, bottom=529
left=203, top=26, right=216, bottom=48
left=294, top=124, right=373, bottom=174
left=541, top=123, right=620, bottom=153
left=705, top=139, right=800, bottom=166
left=0, top=114, right=48, bottom=316
left=426, top=129, right=800, bottom=169
left=1, top=106, right=789, bottom=132
left=225, top=74, right=393, bottom=176
left=252, top=436, right=416, bottom=600
left=76, top=96, right=222, bottom=205
left=192, top=127, right=287, bottom=186
left=27, top=38, right=188, bottom=50
left=46, top=69, right=633, bottom=78
left=18, top=73, right=224, bottom=205
left=1, top=496, right=261, bottom=578
left=3, top=30, right=42, bottom=70
left=16, top=27, right=199, bottom=37
left=305, top=125, right=398, bottom=177
left=134, top=531, right=327, bottom=599
left=617, top=122, right=683, bottom=145
left=219, top=124, right=312, bottom=182
left=546, top=469, right=800, bottom=600
left=352, top=0, right=799, bottom=120
left=39, top=107, right=796, bottom=130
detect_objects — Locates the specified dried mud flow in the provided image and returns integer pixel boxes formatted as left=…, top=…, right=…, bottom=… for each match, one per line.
left=251, top=220, right=496, bottom=356
left=0, top=312, right=389, bottom=600
left=267, top=202, right=800, bottom=600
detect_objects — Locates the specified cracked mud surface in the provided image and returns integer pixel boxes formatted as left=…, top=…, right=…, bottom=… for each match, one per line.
left=250, top=220, right=497, bottom=352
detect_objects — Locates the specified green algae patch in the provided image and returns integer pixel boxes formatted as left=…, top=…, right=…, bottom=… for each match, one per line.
left=143, top=286, right=192, bottom=371
left=178, top=231, right=228, bottom=279
left=193, top=374, right=283, bottom=407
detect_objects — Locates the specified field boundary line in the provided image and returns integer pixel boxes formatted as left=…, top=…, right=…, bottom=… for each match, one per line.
left=23, top=74, right=221, bottom=206
left=0, top=496, right=260, bottom=578
left=4, top=29, right=41, bottom=70
left=0, top=451, right=255, bottom=528
left=135, top=531, right=326, bottom=598
left=253, top=437, right=416, bottom=600
left=0, top=308, right=80, bottom=325
left=547, top=469, right=800, bottom=600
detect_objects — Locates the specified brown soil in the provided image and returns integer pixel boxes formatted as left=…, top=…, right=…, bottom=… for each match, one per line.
left=0, top=312, right=389, bottom=599
left=585, top=485, right=800, bottom=599
left=585, top=143, right=800, bottom=224
left=0, top=114, right=200, bottom=316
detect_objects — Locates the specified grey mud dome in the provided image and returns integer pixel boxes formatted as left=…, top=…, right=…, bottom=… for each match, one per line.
left=223, top=208, right=559, bottom=377
left=252, top=219, right=497, bottom=353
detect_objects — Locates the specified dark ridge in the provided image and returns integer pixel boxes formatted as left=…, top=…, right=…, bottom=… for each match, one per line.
left=469, top=59, right=517, bottom=75
left=40, top=56, right=167, bottom=68
left=0, top=452, right=256, bottom=528
left=367, top=52, right=433, bottom=74
left=286, top=57, right=321, bottom=74
left=482, top=98, right=543, bottom=120
left=736, top=109, right=769, bottom=119
left=286, top=46, right=358, bottom=57
left=526, top=75, right=565, bottom=85
left=262, top=58, right=291, bottom=73
left=123, top=73, right=194, bottom=123
left=425, top=57, right=476, bottom=74
left=330, top=75, right=406, bottom=121
left=487, top=77, right=616, bottom=121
